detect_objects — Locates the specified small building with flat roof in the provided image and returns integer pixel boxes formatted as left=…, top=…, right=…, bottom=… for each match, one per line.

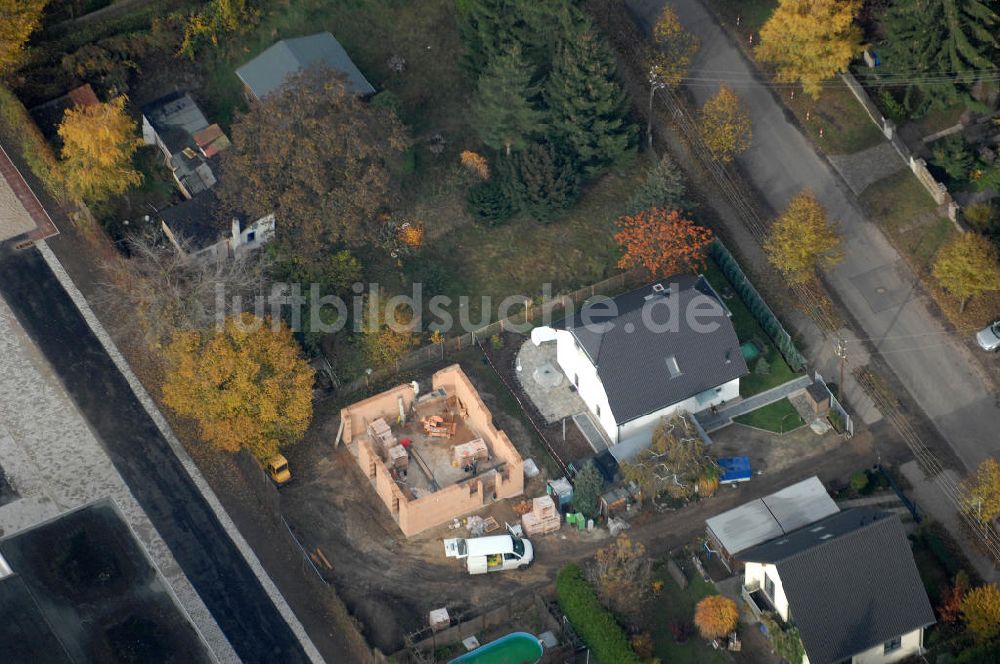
left=705, top=476, right=839, bottom=571
left=0, top=499, right=213, bottom=663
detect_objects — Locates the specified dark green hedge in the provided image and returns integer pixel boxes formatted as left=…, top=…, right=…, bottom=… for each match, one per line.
left=555, top=564, right=643, bottom=664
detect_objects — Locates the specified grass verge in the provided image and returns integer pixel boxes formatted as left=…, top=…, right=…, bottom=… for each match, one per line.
left=701, top=0, right=884, bottom=156
left=860, top=169, right=1000, bottom=330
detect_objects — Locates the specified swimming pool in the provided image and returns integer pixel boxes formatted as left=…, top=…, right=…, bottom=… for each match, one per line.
left=448, top=631, right=544, bottom=664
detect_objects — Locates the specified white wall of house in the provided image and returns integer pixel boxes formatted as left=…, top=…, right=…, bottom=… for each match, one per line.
left=618, top=378, right=739, bottom=446
left=744, top=561, right=792, bottom=621
left=553, top=330, right=617, bottom=441
left=745, top=563, right=925, bottom=664
left=851, top=628, right=923, bottom=664
left=231, top=213, right=275, bottom=258
left=552, top=328, right=739, bottom=449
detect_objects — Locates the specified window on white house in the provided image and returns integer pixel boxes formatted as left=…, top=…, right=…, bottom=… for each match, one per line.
left=884, top=636, right=902, bottom=654
left=596, top=405, right=601, bottom=417
left=246, top=231, right=256, bottom=243
left=764, top=573, right=776, bottom=601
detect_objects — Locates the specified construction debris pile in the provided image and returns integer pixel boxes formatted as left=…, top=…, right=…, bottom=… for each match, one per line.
left=420, top=414, right=456, bottom=438
left=521, top=495, right=561, bottom=536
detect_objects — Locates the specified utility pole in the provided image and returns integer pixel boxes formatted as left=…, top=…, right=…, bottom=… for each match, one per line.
left=647, top=66, right=666, bottom=149
left=834, top=338, right=847, bottom=401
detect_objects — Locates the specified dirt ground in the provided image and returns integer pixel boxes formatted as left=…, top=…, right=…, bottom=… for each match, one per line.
left=279, top=352, right=907, bottom=655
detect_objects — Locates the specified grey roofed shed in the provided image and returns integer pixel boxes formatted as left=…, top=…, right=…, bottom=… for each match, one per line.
left=236, top=32, right=376, bottom=100
left=739, top=509, right=935, bottom=664
left=705, top=476, right=839, bottom=559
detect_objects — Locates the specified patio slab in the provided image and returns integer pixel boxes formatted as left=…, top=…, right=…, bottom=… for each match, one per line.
left=515, top=339, right=587, bottom=424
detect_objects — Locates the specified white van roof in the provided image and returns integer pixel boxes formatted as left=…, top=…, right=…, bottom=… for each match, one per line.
left=464, top=535, right=515, bottom=557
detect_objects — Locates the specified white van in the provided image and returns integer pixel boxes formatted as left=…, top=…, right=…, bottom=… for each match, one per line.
left=443, top=534, right=534, bottom=575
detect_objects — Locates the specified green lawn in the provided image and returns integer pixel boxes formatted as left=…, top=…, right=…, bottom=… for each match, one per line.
left=645, top=565, right=726, bottom=664
left=733, top=398, right=805, bottom=433
left=784, top=81, right=886, bottom=155
left=701, top=259, right=803, bottom=397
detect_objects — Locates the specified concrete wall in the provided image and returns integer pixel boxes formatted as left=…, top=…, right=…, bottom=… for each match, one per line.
left=343, top=365, right=524, bottom=537
left=339, top=383, right=417, bottom=445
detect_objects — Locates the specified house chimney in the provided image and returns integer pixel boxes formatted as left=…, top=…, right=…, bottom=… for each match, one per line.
left=231, top=217, right=241, bottom=244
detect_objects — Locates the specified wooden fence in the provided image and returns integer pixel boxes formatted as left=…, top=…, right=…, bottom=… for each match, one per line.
left=335, top=270, right=643, bottom=397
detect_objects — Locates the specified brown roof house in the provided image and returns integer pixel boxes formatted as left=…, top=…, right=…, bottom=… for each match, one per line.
left=339, top=365, right=525, bottom=537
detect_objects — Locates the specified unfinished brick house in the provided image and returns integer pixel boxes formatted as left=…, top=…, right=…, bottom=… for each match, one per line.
left=339, top=365, right=525, bottom=537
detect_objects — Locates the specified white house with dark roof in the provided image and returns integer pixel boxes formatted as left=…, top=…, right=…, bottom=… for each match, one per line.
left=533, top=275, right=748, bottom=459
left=158, top=192, right=275, bottom=263
left=235, top=32, right=376, bottom=101
left=740, top=508, right=934, bottom=664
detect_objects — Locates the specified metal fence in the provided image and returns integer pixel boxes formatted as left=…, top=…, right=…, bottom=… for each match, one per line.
left=710, top=240, right=808, bottom=372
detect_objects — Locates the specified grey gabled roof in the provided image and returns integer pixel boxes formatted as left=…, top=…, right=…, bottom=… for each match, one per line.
left=141, top=92, right=210, bottom=156
left=236, top=32, right=376, bottom=100
left=740, top=509, right=935, bottom=664
left=706, top=476, right=839, bottom=555
left=557, top=275, right=748, bottom=423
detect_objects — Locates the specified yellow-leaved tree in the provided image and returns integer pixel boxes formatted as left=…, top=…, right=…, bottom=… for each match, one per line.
left=962, top=458, right=1000, bottom=524
left=0, top=0, right=47, bottom=73
left=162, top=314, right=315, bottom=461
left=764, top=190, right=843, bottom=284
left=180, top=0, right=260, bottom=59
left=58, top=96, right=142, bottom=203
left=961, top=584, right=1000, bottom=640
left=932, top=232, right=1000, bottom=312
left=700, top=85, right=752, bottom=163
left=695, top=595, right=739, bottom=640
left=651, top=6, right=699, bottom=88
left=757, top=0, right=862, bottom=98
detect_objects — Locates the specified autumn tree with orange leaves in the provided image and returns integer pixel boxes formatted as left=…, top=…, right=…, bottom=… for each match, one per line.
left=615, top=208, right=714, bottom=277
left=694, top=594, right=739, bottom=640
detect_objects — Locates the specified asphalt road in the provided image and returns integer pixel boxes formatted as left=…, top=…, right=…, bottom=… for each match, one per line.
left=630, top=0, right=1000, bottom=471
left=0, top=244, right=309, bottom=664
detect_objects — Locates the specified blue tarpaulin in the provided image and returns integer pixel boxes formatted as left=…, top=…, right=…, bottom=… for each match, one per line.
left=718, top=456, right=752, bottom=484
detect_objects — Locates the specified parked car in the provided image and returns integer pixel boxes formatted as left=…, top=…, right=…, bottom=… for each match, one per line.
left=265, top=454, right=291, bottom=486
left=976, top=320, right=1000, bottom=351
left=443, top=534, right=534, bottom=575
